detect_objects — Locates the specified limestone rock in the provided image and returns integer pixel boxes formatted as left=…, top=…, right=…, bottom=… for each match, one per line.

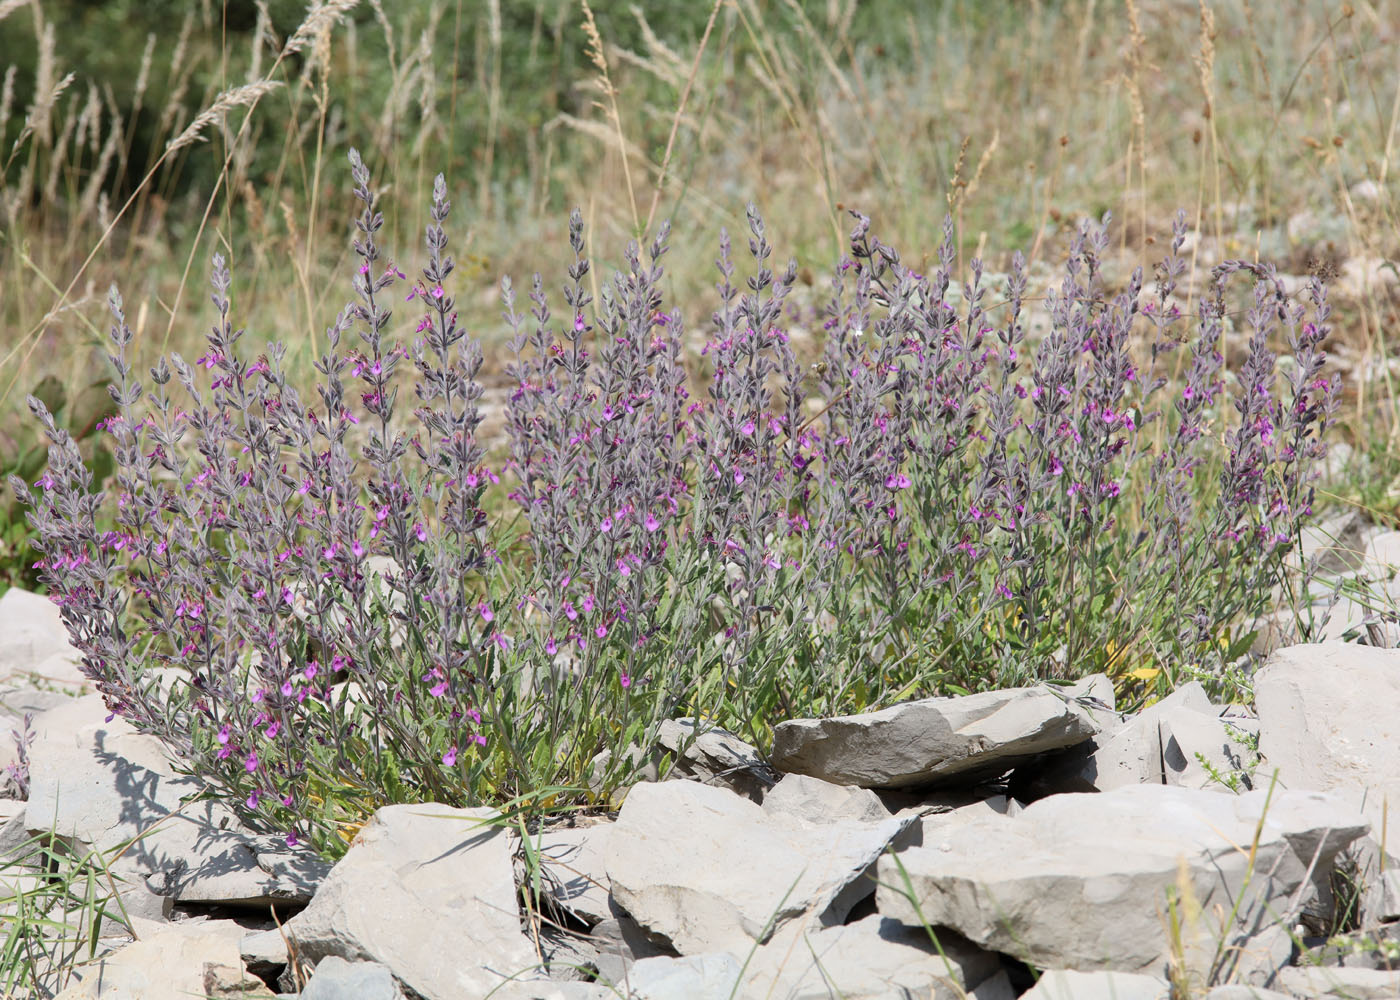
left=1255, top=640, right=1400, bottom=918
left=742, top=913, right=1012, bottom=999
left=51, top=918, right=257, bottom=999
left=761, top=773, right=891, bottom=826
left=876, top=785, right=1367, bottom=982
left=1019, top=969, right=1167, bottom=1000
left=0, top=587, right=88, bottom=692
left=528, top=820, right=614, bottom=927
left=606, top=780, right=913, bottom=955
left=1275, top=965, right=1400, bottom=997
left=657, top=717, right=778, bottom=802
left=300, top=956, right=404, bottom=1000
left=284, top=804, right=541, bottom=1000
left=1011, top=682, right=1213, bottom=798
left=770, top=682, right=1103, bottom=789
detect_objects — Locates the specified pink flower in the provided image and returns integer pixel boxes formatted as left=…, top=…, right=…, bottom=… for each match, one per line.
left=442, top=747, right=457, bottom=766
left=429, top=680, right=448, bottom=698
left=620, top=671, right=631, bottom=689
left=600, top=517, right=613, bottom=533
left=245, top=751, right=259, bottom=773
left=545, top=636, right=558, bottom=655
left=582, top=594, right=595, bottom=613
left=740, top=419, right=756, bottom=436
left=595, top=624, right=608, bottom=639
left=478, top=602, right=494, bottom=622
left=885, top=472, right=911, bottom=490
left=644, top=513, right=661, bottom=532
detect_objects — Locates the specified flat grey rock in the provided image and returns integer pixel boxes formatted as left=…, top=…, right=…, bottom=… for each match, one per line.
left=0, top=587, right=88, bottom=692
left=657, top=717, right=777, bottom=802
left=300, top=956, right=404, bottom=1000
left=606, top=780, right=912, bottom=955
left=147, top=829, right=330, bottom=908
left=875, top=784, right=1367, bottom=981
left=528, top=820, right=614, bottom=927
left=24, top=694, right=248, bottom=879
left=1275, top=964, right=1400, bottom=997
left=285, top=804, right=541, bottom=1000
left=623, top=952, right=743, bottom=1000
left=770, top=682, right=1103, bottom=789
left=761, top=773, right=891, bottom=826
left=1255, top=640, right=1400, bottom=922
left=51, top=918, right=259, bottom=999
left=1011, top=682, right=1213, bottom=797
left=1019, top=969, right=1167, bottom=1000
left=742, top=913, right=1011, bottom=999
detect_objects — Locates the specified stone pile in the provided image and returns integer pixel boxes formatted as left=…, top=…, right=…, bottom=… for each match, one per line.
left=0, top=582, right=1397, bottom=999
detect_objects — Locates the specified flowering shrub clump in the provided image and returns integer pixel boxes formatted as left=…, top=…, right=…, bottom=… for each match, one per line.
left=11, top=151, right=1337, bottom=855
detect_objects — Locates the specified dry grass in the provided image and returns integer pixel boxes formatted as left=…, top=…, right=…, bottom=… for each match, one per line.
left=2, top=0, right=1399, bottom=476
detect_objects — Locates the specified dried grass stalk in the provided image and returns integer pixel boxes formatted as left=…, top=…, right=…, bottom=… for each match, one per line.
left=166, top=80, right=283, bottom=154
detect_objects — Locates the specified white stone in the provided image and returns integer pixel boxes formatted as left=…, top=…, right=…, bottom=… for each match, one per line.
left=742, top=913, right=1011, bottom=999
left=1255, top=642, right=1400, bottom=861
left=1276, top=965, right=1400, bottom=997
left=876, top=785, right=1367, bottom=981
left=770, top=683, right=1102, bottom=789
left=0, top=587, right=88, bottom=691
left=528, top=820, right=614, bottom=926
left=284, top=804, right=540, bottom=1000
left=606, top=780, right=913, bottom=955
left=1019, top=969, right=1167, bottom=1000
left=52, top=918, right=259, bottom=999
left=761, top=773, right=891, bottom=827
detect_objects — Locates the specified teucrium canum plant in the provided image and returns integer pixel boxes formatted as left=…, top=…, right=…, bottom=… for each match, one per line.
left=12, top=155, right=1336, bottom=856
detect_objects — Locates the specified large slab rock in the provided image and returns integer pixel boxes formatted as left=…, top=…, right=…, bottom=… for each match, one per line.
left=1011, top=682, right=1213, bottom=798
left=24, top=694, right=246, bottom=876
left=761, top=773, right=892, bottom=826
left=657, top=717, right=778, bottom=802
left=1275, top=965, right=1400, bottom=997
left=527, top=819, right=614, bottom=927
left=0, top=587, right=88, bottom=691
left=1255, top=642, right=1399, bottom=815
left=875, top=785, right=1368, bottom=982
left=622, top=953, right=743, bottom=1000
left=52, top=916, right=267, bottom=999
left=770, top=681, right=1105, bottom=789
left=300, top=956, right=405, bottom=1000
left=1255, top=641, right=1400, bottom=923
left=742, top=913, right=1012, bottom=999
left=145, top=828, right=331, bottom=908
left=284, top=804, right=540, bottom=1000
left=1019, top=969, right=1167, bottom=1000
left=605, top=780, right=913, bottom=955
